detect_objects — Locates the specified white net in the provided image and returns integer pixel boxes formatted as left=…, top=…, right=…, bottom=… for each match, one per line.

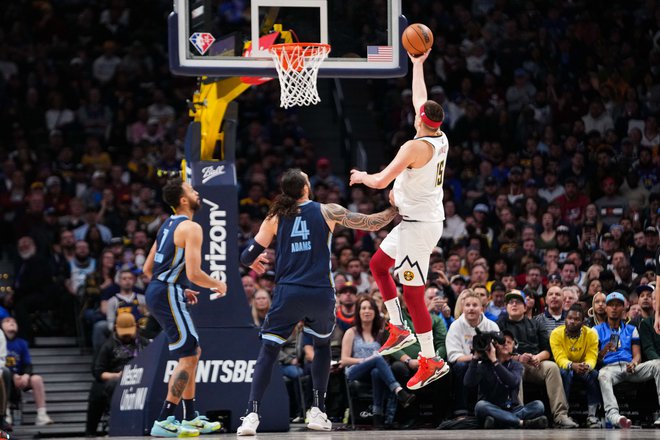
left=268, top=43, right=331, bottom=108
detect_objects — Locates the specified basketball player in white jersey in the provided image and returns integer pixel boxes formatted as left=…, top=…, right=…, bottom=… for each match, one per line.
left=350, top=50, right=449, bottom=390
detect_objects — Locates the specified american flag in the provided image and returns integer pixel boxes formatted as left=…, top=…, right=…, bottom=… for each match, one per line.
left=367, top=46, right=393, bottom=62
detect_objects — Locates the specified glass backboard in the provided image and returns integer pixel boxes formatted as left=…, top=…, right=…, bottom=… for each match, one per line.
left=169, top=0, right=407, bottom=78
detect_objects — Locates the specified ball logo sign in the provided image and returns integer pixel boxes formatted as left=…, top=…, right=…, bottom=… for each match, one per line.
left=189, top=32, right=215, bottom=55
left=201, top=165, right=226, bottom=184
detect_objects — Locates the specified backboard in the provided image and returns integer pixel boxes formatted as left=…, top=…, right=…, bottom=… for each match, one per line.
left=169, top=0, right=407, bottom=78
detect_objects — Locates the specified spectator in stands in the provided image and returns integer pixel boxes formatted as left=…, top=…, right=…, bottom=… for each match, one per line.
left=310, top=158, right=345, bottom=197
left=631, top=226, right=659, bottom=274
left=562, top=286, right=579, bottom=311
left=341, top=296, right=415, bottom=428
left=534, top=286, right=565, bottom=335
left=13, top=236, right=57, bottom=344
left=0, top=330, right=10, bottom=432
left=251, top=289, right=271, bottom=327
left=445, top=290, right=499, bottom=418
left=85, top=313, right=149, bottom=436
left=595, top=291, right=660, bottom=428
left=640, top=312, right=660, bottom=362
left=335, top=283, right=357, bottom=331
left=101, top=270, right=147, bottom=350
left=465, top=329, right=548, bottom=429
left=595, top=177, right=627, bottom=228
left=497, top=290, right=578, bottom=428
left=550, top=304, right=601, bottom=428
left=587, top=292, right=607, bottom=328
left=68, top=240, right=97, bottom=296
left=522, top=264, right=545, bottom=300
left=630, top=285, right=654, bottom=328
left=346, top=258, right=370, bottom=295
left=2, top=317, right=53, bottom=425
left=242, top=275, right=257, bottom=306
left=484, top=281, right=506, bottom=321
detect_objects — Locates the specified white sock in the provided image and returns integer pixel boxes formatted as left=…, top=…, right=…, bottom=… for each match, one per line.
left=417, top=331, right=435, bottom=358
left=37, top=407, right=47, bottom=416
left=384, top=298, right=404, bottom=326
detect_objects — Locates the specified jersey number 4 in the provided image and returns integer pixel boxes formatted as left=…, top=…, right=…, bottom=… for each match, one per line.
left=291, top=217, right=310, bottom=240
left=435, top=159, right=446, bottom=187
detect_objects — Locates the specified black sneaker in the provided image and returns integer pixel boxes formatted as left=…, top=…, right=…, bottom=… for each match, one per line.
left=523, top=416, right=548, bottom=429
left=395, top=389, right=416, bottom=408
left=483, top=416, right=495, bottom=429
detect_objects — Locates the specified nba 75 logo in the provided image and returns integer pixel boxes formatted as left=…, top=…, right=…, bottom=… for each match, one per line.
left=189, top=32, right=215, bottom=55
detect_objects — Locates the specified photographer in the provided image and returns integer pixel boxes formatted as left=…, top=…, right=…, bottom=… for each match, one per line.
left=595, top=291, right=660, bottom=429
left=465, top=330, right=548, bottom=429
left=446, top=290, right=499, bottom=417
left=497, top=290, right=578, bottom=428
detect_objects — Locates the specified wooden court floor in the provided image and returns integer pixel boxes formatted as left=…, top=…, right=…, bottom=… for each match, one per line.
left=75, top=426, right=660, bottom=440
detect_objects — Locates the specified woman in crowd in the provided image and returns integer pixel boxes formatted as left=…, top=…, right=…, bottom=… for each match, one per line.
left=537, top=212, right=557, bottom=249
left=586, top=292, right=607, bottom=327
left=341, top=296, right=415, bottom=427
left=251, top=289, right=271, bottom=327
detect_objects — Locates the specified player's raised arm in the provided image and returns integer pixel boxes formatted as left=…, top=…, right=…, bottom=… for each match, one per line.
left=410, top=50, right=431, bottom=112
left=321, top=203, right=398, bottom=231
left=240, top=215, right=277, bottom=274
left=182, top=221, right=227, bottom=293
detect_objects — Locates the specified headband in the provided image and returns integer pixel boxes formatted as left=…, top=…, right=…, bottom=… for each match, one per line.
left=419, top=104, right=442, bottom=129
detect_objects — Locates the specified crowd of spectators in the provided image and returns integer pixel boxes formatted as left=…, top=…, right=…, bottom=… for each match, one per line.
left=2, top=0, right=660, bottom=431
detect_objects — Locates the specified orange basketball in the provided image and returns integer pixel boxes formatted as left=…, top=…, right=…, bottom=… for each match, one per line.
left=402, top=23, right=434, bottom=56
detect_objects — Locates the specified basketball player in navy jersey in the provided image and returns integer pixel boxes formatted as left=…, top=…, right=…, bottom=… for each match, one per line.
left=349, top=50, right=450, bottom=390
left=143, top=178, right=227, bottom=437
left=236, top=168, right=398, bottom=435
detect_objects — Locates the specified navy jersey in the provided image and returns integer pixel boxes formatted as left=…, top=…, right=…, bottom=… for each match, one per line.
left=275, top=201, right=333, bottom=287
left=152, top=215, right=190, bottom=286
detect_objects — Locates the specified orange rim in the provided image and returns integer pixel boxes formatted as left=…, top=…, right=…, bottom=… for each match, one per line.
left=269, top=43, right=331, bottom=72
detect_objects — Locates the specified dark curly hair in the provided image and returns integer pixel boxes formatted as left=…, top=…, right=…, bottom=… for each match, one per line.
left=267, top=169, right=308, bottom=219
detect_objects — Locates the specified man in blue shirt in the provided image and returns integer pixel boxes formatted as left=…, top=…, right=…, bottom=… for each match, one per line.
left=595, top=291, right=660, bottom=428
left=2, top=317, right=53, bottom=426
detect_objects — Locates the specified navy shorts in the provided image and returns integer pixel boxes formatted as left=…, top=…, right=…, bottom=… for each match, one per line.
left=261, top=284, right=336, bottom=345
left=145, top=280, right=199, bottom=357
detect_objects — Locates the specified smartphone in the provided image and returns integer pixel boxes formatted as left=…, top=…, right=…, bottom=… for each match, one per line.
left=609, top=333, right=620, bottom=348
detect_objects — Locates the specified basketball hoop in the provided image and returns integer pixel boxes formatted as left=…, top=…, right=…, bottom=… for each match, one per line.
left=268, top=43, right=331, bottom=108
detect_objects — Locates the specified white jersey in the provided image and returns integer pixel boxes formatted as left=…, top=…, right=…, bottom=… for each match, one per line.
left=392, top=133, right=448, bottom=222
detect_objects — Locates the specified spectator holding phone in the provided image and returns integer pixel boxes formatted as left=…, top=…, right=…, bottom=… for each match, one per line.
left=595, top=291, right=660, bottom=429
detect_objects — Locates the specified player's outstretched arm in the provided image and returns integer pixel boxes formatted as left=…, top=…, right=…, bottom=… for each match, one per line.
left=183, top=221, right=227, bottom=294
left=410, top=50, right=431, bottom=111
left=349, top=140, right=420, bottom=189
left=321, top=203, right=397, bottom=231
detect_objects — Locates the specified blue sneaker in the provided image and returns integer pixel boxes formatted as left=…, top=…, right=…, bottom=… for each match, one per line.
left=182, top=412, right=222, bottom=434
left=151, top=416, right=199, bottom=437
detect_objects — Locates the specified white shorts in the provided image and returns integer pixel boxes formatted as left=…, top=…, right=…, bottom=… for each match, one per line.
left=379, top=220, right=443, bottom=286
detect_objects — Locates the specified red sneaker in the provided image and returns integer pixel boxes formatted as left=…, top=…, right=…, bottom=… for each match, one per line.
left=406, top=355, right=450, bottom=390
left=378, top=323, right=417, bottom=356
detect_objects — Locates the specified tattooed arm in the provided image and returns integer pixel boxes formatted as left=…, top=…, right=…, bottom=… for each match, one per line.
left=321, top=203, right=398, bottom=231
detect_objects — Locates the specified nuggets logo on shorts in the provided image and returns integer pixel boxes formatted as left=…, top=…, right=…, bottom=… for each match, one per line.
left=403, top=270, right=415, bottom=281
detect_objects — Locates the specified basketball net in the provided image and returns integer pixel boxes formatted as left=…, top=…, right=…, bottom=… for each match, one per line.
left=268, top=43, right=331, bottom=108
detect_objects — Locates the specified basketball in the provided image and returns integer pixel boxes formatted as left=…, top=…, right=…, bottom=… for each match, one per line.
left=402, top=23, right=434, bottom=56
